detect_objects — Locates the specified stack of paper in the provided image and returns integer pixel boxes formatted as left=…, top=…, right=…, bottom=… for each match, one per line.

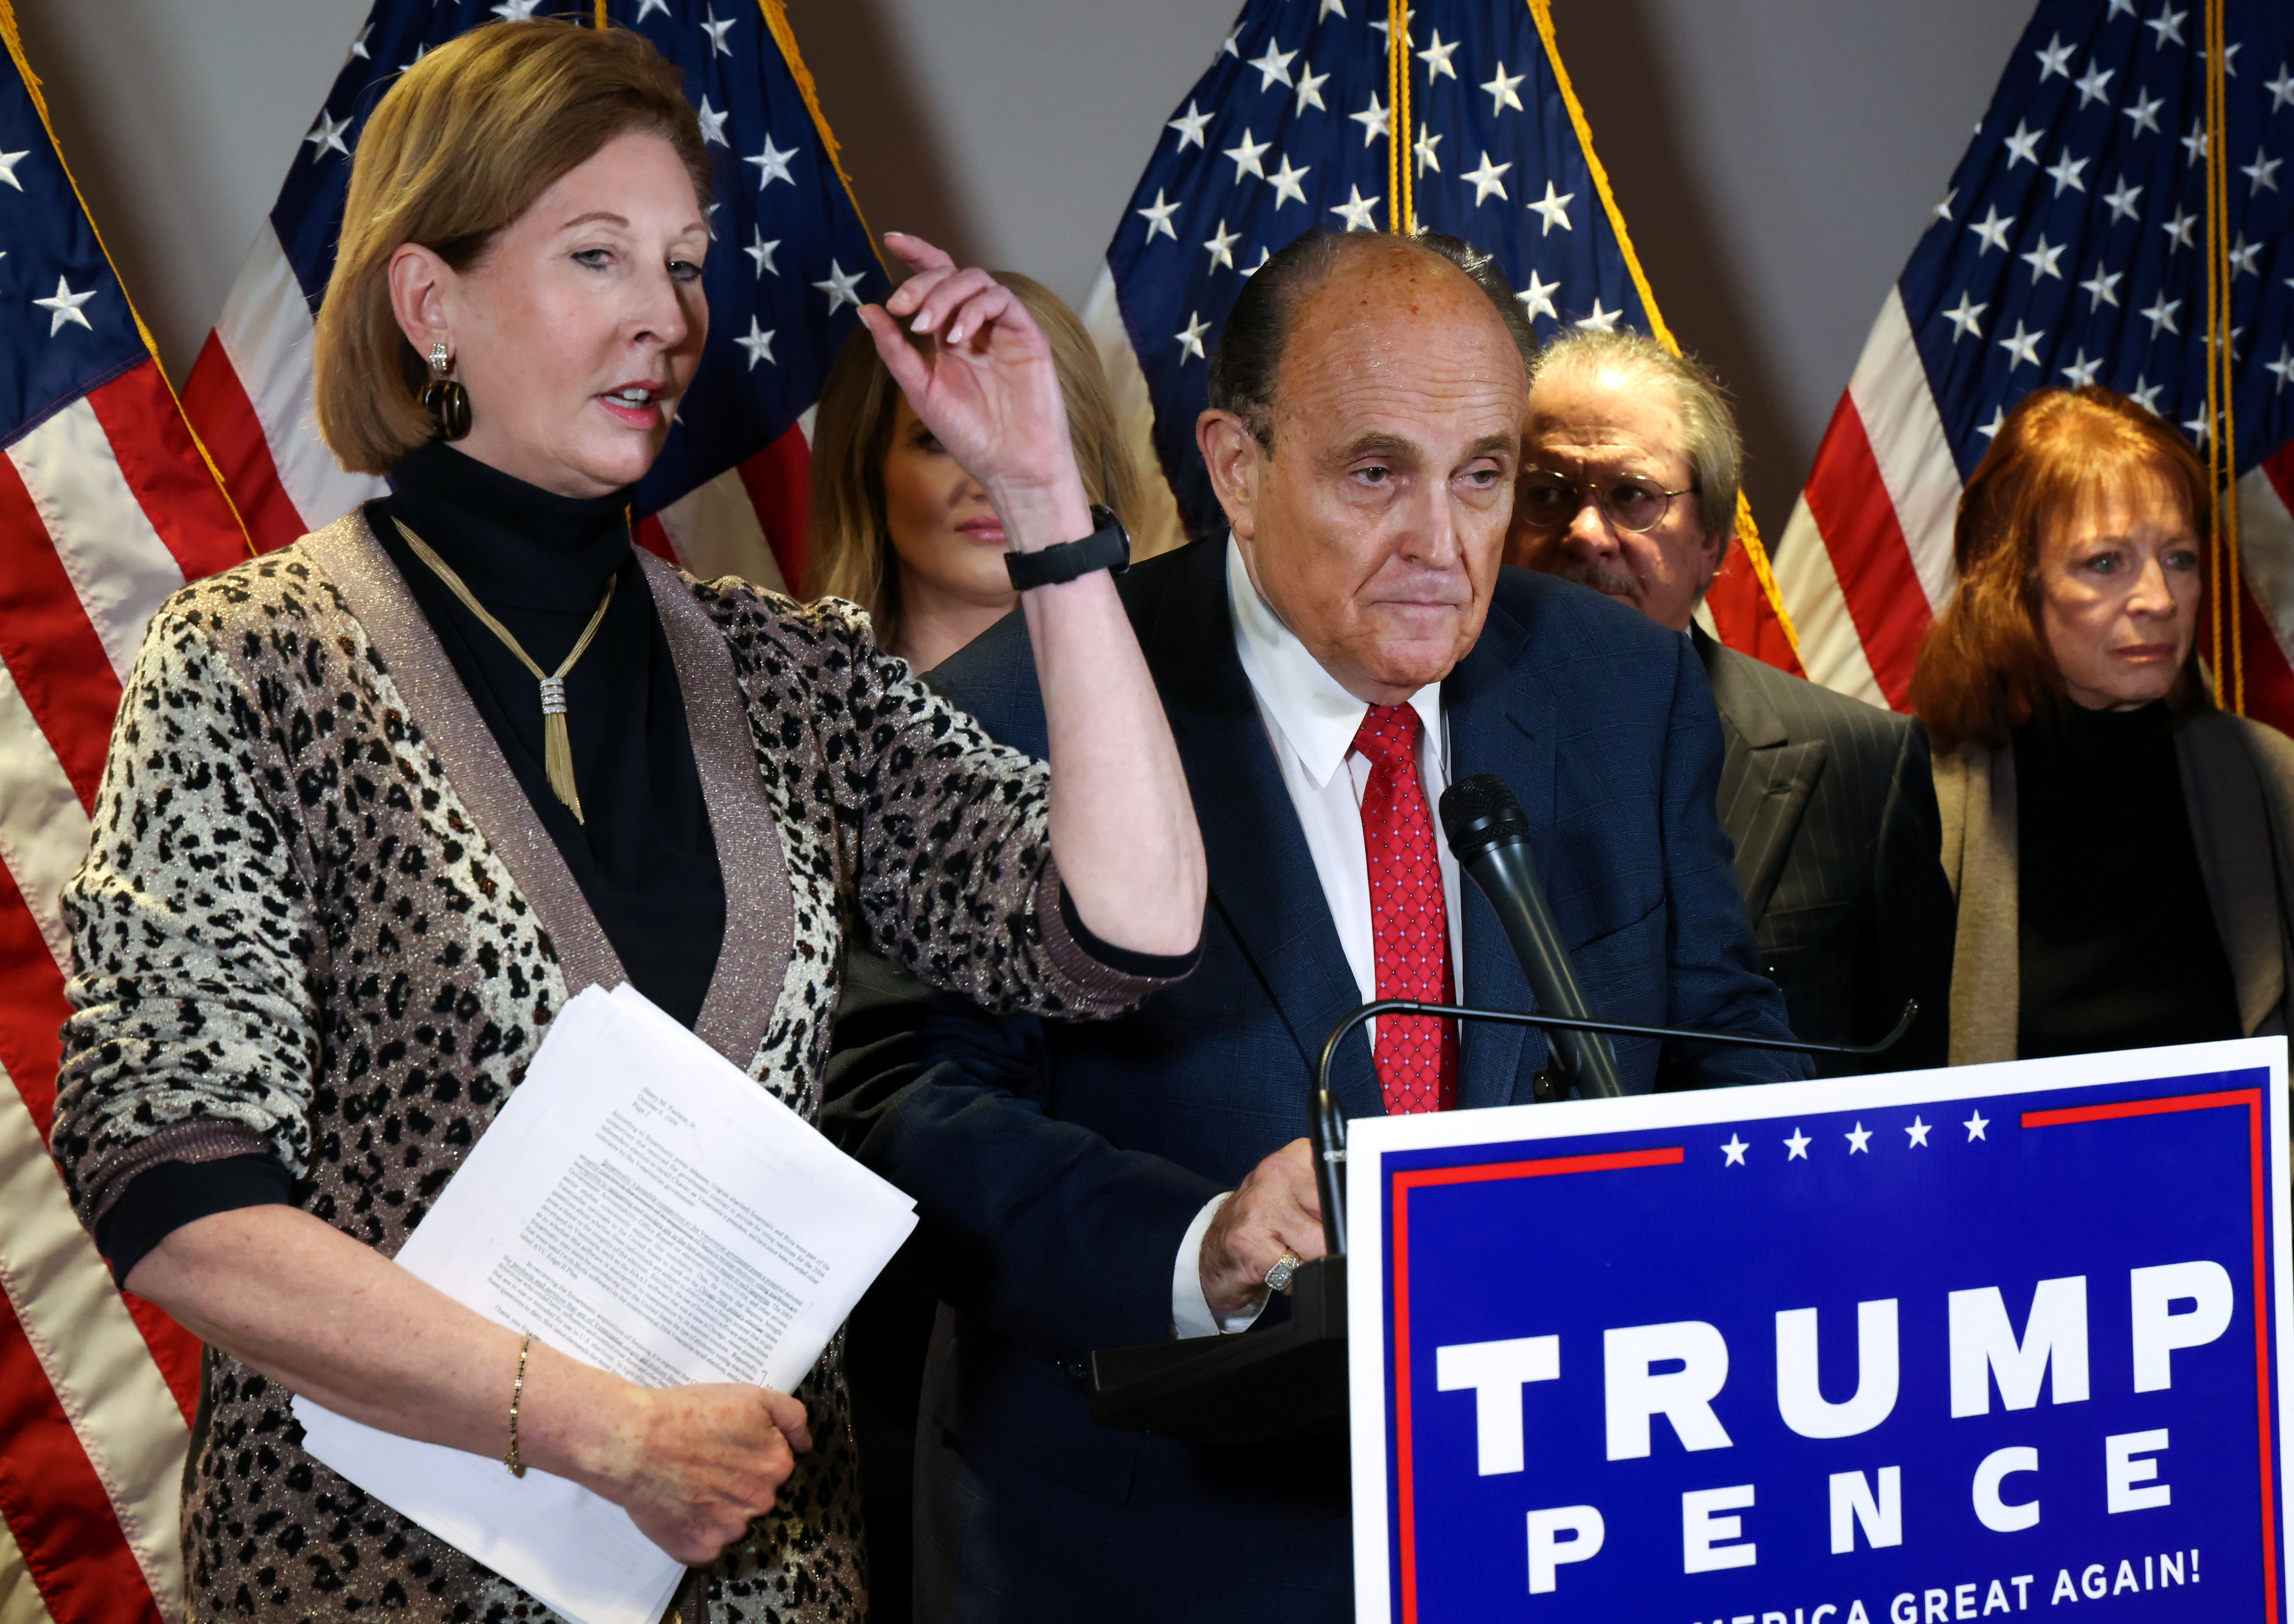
left=294, top=984, right=918, bottom=1624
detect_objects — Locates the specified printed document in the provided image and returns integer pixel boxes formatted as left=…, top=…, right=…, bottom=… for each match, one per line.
left=294, top=983, right=917, bottom=1624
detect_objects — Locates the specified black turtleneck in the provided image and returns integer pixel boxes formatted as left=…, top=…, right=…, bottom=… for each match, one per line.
left=372, top=441, right=725, bottom=1028
left=2014, top=700, right=2241, bottom=1059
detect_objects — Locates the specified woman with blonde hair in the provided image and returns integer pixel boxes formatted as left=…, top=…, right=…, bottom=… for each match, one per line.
left=51, top=19, right=1203, bottom=1622
left=1911, top=384, right=2294, bottom=1063
left=806, top=272, right=1140, bottom=670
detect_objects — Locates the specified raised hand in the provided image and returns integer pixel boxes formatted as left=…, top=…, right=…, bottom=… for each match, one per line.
left=857, top=232, right=1085, bottom=543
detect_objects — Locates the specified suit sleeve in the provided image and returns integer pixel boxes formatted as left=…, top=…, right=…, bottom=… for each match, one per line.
left=821, top=948, right=1224, bottom=1358
left=1654, top=640, right=1815, bottom=1090
left=1861, top=719, right=1956, bottom=1069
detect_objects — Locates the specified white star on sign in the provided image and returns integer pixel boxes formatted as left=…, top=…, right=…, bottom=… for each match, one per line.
left=305, top=110, right=352, bottom=162
left=1576, top=300, right=1620, bottom=332
left=1970, top=204, right=2015, bottom=254
left=1329, top=185, right=1380, bottom=231
left=2080, top=262, right=2122, bottom=307
left=0, top=150, right=28, bottom=191
left=2269, top=63, right=2294, bottom=114
left=1933, top=187, right=1957, bottom=223
left=745, top=227, right=779, bottom=278
left=2045, top=151, right=2088, bottom=195
left=813, top=259, right=865, bottom=314
left=1247, top=39, right=1296, bottom=92
left=1528, top=179, right=1575, bottom=236
left=2141, top=292, right=2182, bottom=337
left=1168, top=100, right=1213, bottom=151
left=1418, top=30, right=1460, bottom=80
left=2020, top=236, right=2066, bottom=281
left=733, top=317, right=775, bottom=369
left=2003, top=120, right=2042, bottom=167
left=2245, top=151, right=2283, bottom=193
left=2267, top=344, right=2294, bottom=392
left=1136, top=188, right=1180, bottom=242
left=1202, top=218, right=1240, bottom=270
left=2147, top=6, right=2188, bottom=48
left=1977, top=406, right=2006, bottom=440
left=2130, top=378, right=2165, bottom=413
left=1518, top=270, right=1559, bottom=323
left=1846, top=1122, right=1873, bottom=1153
left=634, top=0, right=670, bottom=18
left=1268, top=155, right=1312, bottom=208
left=1224, top=128, right=1270, bottom=183
left=2104, top=178, right=2144, bottom=223
left=2034, top=33, right=2075, bottom=80
left=1721, top=1135, right=1749, bottom=1167
left=32, top=274, right=95, bottom=336
left=1295, top=67, right=1330, bottom=116
left=2161, top=205, right=2198, bottom=250
left=2074, top=63, right=2115, bottom=106
left=699, top=6, right=737, bottom=56
left=1905, top=1116, right=1933, bottom=1148
left=1462, top=151, right=1512, bottom=205
left=1942, top=293, right=1987, bottom=341
left=1482, top=61, right=1525, bottom=115
left=2123, top=91, right=2165, bottom=137
left=1350, top=93, right=1390, bottom=146
left=694, top=96, right=730, bottom=148
left=1784, top=1128, right=1811, bottom=1161
left=1413, top=123, right=1443, bottom=176
left=1964, top=1110, right=1991, bottom=1142
left=1998, top=320, right=2044, bottom=369
left=2062, top=348, right=2105, bottom=388
left=1175, top=309, right=1210, bottom=361
left=746, top=136, right=797, bottom=190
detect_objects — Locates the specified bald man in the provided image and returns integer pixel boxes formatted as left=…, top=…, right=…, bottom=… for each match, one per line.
left=824, top=233, right=1802, bottom=1622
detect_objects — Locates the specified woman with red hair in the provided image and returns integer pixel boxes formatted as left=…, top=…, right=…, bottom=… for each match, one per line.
left=1911, top=385, right=2294, bottom=1063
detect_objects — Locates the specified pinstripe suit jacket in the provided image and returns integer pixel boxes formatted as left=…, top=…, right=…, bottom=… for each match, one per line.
left=1694, top=626, right=1956, bottom=1071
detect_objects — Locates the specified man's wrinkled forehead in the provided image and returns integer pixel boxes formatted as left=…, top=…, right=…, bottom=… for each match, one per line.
left=1273, top=249, right=1528, bottom=439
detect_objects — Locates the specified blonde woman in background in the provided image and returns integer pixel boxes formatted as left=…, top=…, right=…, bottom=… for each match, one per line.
left=807, top=272, right=1141, bottom=671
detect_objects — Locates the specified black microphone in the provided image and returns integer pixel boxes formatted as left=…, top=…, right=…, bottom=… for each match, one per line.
left=1438, top=773, right=1626, bottom=1100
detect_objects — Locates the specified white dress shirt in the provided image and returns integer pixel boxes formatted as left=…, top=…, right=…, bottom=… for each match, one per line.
left=1170, top=540, right=1464, bottom=1337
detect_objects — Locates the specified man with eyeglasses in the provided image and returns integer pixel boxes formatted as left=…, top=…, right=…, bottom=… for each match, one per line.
left=1509, top=328, right=1953, bottom=1070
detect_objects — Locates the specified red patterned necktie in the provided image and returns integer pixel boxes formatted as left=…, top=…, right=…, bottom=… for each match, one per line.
left=1353, top=704, right=1457, bottom=1114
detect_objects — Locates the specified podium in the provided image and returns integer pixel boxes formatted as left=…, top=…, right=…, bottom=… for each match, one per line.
left=1087, top=1257, right=1348, bottom=1443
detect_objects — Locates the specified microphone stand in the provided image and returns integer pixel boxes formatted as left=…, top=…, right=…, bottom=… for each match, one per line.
left=1309, top=998, right=1919, bottom=1257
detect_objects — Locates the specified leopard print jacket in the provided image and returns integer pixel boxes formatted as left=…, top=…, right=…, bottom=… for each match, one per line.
left=51, top=512, right=1168, bottom=1624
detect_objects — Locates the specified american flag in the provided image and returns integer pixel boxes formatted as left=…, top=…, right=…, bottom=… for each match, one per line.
left=0, top=7, right=250, bottom=1623
left=182, top=0, right=886, bottom=592
left=1772, top=0, right=2294, bottom=719
left=1080, top=0, right=1796, bottom=658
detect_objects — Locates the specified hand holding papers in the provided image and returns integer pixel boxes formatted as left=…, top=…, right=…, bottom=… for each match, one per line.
left=293, top=984, right=918, bottom=1624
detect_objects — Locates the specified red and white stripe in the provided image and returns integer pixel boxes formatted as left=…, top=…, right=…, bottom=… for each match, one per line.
left=184, top=221, right=814, bottom=593
left=0, top=355, right=245, bottom=1624
left=1776, top=290, right=2294, bottom=731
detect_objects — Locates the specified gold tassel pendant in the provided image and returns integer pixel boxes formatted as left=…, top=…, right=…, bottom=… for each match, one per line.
left=538, top=676, right=583, bottom=823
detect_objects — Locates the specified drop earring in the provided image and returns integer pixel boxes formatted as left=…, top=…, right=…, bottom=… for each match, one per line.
left=421, top=341, right=471, bottom=441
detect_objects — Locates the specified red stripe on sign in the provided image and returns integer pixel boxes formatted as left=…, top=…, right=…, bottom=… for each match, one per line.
left=632, top=514, right=678, bottom=562
left=84, top=361, right=249, bottom=582
left=737, top=425, right=812, bottom=593
left=0, top=871, right=66, bottom=1139
left=1798, top=395, right=1935, bottom=710
left=181, top=334, right=305, bottom=555
left=0, top=1290, right=167, bottom=1624
left=0, top=454, right=123, bottom=810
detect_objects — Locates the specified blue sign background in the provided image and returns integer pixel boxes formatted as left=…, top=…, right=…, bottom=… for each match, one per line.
left=1378, top=1065, right=2285, bottom=1622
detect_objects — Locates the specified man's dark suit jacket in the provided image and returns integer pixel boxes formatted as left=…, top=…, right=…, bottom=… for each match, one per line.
left=1692, top=625, right=1955, bottom=1073
left=823, top=541, right=1807, bottom=1623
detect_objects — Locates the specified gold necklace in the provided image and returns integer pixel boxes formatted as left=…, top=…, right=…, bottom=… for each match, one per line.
left=393, top=518, right=616, bottom=824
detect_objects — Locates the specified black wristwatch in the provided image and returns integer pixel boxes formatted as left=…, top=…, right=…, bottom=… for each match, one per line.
left=1004, top=505, right=1131, bottom=591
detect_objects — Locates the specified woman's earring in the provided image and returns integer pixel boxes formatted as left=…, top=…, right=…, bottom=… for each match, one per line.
left=421, top=341, right=471, bottom=441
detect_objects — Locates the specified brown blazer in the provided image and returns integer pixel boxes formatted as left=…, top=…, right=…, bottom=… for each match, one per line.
left=1932, top=709, right=2294, bottom=1062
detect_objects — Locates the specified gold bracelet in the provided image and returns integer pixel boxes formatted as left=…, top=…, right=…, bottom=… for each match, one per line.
left=505, top=1332, right=533, bottom=1478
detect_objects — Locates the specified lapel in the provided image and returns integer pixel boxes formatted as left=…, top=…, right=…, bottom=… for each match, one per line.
left=1148, top=542, right=1385, bottom=1122
left=1445, top=598, right=1549, bottom=1111
left=1696, top=626, right=1826, bottom=923
left=2176, top=715, right=2287, bottom=1036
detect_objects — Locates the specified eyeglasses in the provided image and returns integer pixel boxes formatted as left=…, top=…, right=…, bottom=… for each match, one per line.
left=1515, top=470, right=1696, bottom=535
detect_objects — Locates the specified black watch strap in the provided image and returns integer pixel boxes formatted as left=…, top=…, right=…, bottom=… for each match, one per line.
left=1005, top=505, right=1131, bottom=591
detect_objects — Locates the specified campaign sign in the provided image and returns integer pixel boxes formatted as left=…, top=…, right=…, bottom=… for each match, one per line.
left=1346, top=1040, right=2293, bottom=1624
